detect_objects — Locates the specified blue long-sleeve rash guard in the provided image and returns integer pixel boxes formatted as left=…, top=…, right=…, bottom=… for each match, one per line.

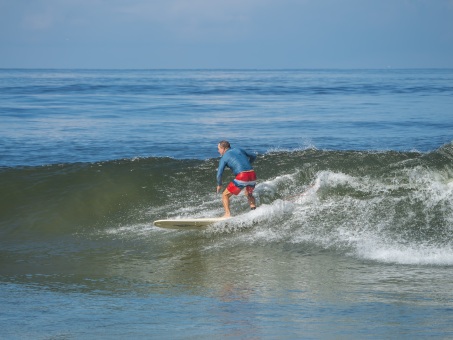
left=216, top=148, right=257, bottom=186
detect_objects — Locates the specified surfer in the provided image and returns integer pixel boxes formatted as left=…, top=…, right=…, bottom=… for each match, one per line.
left=216, top=140, right=257, bottom=217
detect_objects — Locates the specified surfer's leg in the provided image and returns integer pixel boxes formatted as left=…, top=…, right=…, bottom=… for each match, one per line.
left=245, top=187, right=256, bottom=210
left=222, top=189, right=233, bottom=217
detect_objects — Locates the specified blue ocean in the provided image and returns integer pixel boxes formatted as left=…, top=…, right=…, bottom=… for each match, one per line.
left=1, top=69, right=453, bottom=338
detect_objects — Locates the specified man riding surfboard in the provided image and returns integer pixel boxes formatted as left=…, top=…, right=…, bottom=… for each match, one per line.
left=216, top=140, right=257, bottom=217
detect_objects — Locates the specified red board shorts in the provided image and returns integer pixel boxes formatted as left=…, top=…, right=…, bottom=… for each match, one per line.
left=226, top=170, right=257, bottom=196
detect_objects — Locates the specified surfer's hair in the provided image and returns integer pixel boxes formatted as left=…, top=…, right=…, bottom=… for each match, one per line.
left=218, top=140, right=230, bottom=149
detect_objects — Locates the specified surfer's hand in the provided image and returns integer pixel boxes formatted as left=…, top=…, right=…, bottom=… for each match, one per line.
left=216, top=185, right=222, bottom=194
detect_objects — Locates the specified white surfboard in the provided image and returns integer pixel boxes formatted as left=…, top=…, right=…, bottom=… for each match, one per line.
left=153, top=217, right=229, bottom=230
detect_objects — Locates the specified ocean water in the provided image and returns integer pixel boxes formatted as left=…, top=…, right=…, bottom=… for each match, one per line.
left=1, top=69, right=453, bottom=338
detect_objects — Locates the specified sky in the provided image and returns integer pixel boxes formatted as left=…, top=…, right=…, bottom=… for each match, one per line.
left=1, top=0, right=452, bottom=69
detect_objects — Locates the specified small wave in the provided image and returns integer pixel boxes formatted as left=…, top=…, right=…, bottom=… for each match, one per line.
left=2, top=147, right=453, bottom=266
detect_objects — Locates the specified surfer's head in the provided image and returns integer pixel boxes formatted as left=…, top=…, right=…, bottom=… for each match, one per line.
left=218, top=140, right=230, bottom=155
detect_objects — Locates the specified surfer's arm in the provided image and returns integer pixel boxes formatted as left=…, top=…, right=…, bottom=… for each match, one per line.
left=216, top=158, right=227, bottom=186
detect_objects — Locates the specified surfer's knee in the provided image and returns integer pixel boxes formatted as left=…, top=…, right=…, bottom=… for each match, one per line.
left=245, top=190, right=254, bottom=198
left=223, top=189, right=233, bottom=198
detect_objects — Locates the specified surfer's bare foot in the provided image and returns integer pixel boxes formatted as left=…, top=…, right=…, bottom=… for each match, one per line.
left=222, top=214, right=231, bottom=218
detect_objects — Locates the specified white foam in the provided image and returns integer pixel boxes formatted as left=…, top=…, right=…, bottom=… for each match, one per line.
left=204, top=199, right=295, bottom=245
left=286, top=168, right=453, bottom=266
left=266, top=143, right=317, bottom=154
left=99, top=222, right=161, bottom=238
left=356, top=242, right=453, bottom=266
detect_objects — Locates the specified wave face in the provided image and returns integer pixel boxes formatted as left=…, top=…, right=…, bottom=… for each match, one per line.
left=1, top=143, right=453, bottom=268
